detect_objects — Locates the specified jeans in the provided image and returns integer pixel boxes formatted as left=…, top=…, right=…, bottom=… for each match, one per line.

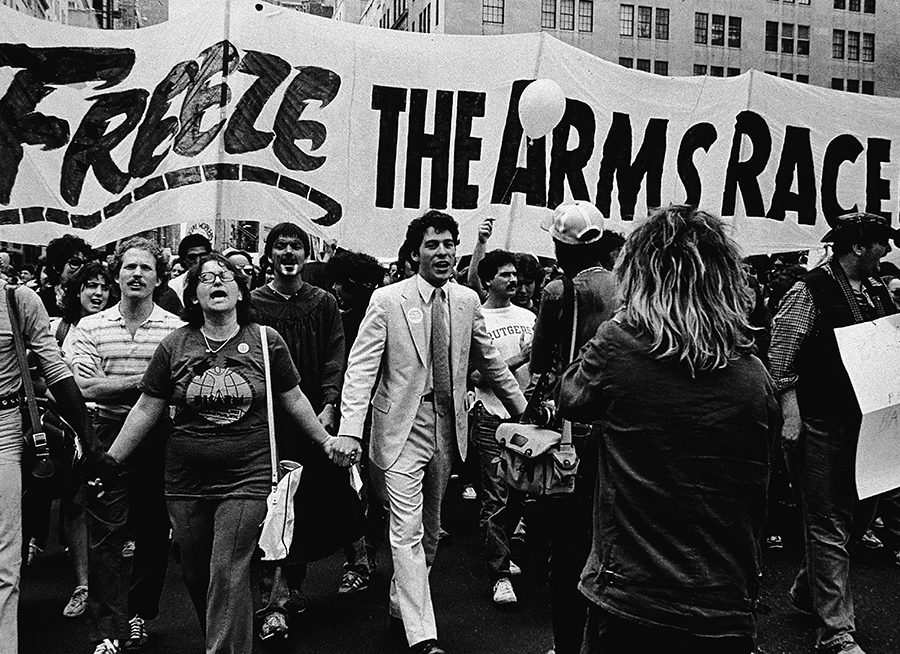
left=169, top=497, right=267, bottom=654
left=789, top=416, right=877, bottom=650
left=537, top=429, right=598, bottom=654
left=0, top=408, right=22, bottom=654
left=471, top=404, right=524, bottom=583
left=87, top=416, right=170, bottom=642
left=580, top=603, right=755, bottom=654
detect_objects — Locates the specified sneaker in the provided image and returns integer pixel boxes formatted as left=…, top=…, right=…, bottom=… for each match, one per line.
left=284, top=589, right=307, bottom=614
left=508, top=561, right=522, bottom=577
left=259, top=612, right=288, bottom=641
left=765, top=535, right=784, bottom=549
left=338, top=566, right=370, bottom=597
left=122, top=540, right=135, bottom=559
left=461, top=485, right=477, bottom=500
left=27, top=538, right=42, bottom=565
left=873, top=517, right=884, bottom=529
left=492, top=578, right=517, bottom=605
left=92, top=639, right=120, bottom=654
left=822, top=639, right=867, bottom=654
left=123, top=615, right=147, bottom=650
left=63, top=586, right=89, bottom=618
left=861, top=529, right=884, bottom=549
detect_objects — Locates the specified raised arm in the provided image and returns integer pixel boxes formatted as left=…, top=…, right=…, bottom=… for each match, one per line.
left=465, top=217, right=494, bottom=302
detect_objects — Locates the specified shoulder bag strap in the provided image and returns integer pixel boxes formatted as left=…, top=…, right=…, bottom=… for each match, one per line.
left=259, top=324, right=279, bottom=492
left=560, top=277, right=579, bottom=447
left=7, top=287, right=53, bottom=475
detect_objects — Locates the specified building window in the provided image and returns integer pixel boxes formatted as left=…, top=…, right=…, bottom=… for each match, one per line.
left=711, top=14, right=725, bottom=46
left=578, top=0, right=592, bottom=31
left=832, top=77, right=844, bottom=90
left=781, top=72, right=794, bottom=80
left=849, top=0, right=860, bottom=10
left=727, top=67, right=741, bottom=77
left=862, top=80, right=874, bottom=94
left=847, top=31, right=860, bottom=60
left=832, top=30, right=845, bottom=58
left=637, top=6, right=652, bottom=38
left=619, top=57, right=634, bottom=68
left=636, top=59, right=651, bottom=72
left=799, top=0, right=810, bottom=4
left=765, top=21, right=778, bottom=52
left=781, top=23, right=794, bottom=54
left=560, top=0, right=574, bottom=29
left=797, top=74, right=809, bottom=83
left=541, top=0, right=556, bottom=28
left=847, top=79, right=860, bottom=92
left=693, top=64, right=707, bottom=76
left=862, top=33, right=874, bottom=61
left=620, top=4, right=634, bottom=37
left=798, top=25, right=810, bottom=56
left=728, top=16, right=742, bottom=48
left=654, top=60, right=669, bottom=76
left=834, top=0, right=845, bottom=8
left=710, top=66, right=724, bottom=77
left=483, top=0, right=503, bottom=23
left=655, top=7, right=669, bottom=40
left=864, top=0, right=875, bottom=12
left=695, top=13, right=708, bottom=44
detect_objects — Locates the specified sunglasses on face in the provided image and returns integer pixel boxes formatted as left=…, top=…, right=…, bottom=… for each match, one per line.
left=238, top=265, right=255, bottom=276
left=67, top=258, right=85, bottom=269
left=198, top=271, right=236, bottom=285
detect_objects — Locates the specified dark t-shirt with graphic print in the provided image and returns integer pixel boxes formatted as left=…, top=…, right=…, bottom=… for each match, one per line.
left=140, top=323, right=301, bottom=499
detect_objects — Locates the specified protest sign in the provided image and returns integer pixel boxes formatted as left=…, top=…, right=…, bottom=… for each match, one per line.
left=835, top=314, right=900, bottom=499
left=2, top=0, right=900, bottom=256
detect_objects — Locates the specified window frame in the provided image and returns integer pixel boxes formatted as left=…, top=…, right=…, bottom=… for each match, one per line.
left=578, top=0, right=592, bottom=32
left=655, top=7, right=669, bottom=40
left=637, top=6, right=652, bottom=39
left=711, top=14, right=725, bottom=47
left=560, top=0, right=575, bottom=30
left=728, top=16, right=741, bottom=48
left=832, top=29, right=845, bottom=59
left=765, top=21, right=778, bottom=52
left=694, top=12, right=708, bottom=45
left=620, top=4, right=634, bottom=37
left=541, top=0, right=556, bottom=29
left=482, top=0, right=504, bottom=24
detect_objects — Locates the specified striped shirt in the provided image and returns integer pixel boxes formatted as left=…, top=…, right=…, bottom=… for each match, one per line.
left=71, top=303, right=184, bottom=419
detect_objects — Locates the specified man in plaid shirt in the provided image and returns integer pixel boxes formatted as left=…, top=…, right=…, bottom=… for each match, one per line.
left=769, top=212, right=898, bottom=654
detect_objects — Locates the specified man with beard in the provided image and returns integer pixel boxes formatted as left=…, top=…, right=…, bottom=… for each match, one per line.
left=71, top=237, right=183, bottom=654
left=250, top=223, right=351, bottom=641
left=770, top=212, right=898, bottom=654
left=469, top=249, right=535, bottom=607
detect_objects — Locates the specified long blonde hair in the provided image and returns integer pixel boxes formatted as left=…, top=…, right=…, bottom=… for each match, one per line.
left=615, top=205, right=753, bottom=375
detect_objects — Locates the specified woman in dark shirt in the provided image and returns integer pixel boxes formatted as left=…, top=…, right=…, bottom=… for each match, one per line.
left=560, top=205, right=780, bottom=654
left=106, top=254, right=360, bottom=654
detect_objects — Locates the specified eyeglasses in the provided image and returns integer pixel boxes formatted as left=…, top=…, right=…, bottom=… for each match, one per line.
left=67, top=258, right=85, bottom=269
left=198, top=271, right=236, bottom=285
left=238, top=266, right=255, bottom=276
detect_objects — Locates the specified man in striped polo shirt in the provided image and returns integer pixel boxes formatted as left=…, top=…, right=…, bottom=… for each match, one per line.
left=71, top=237, right=183, bottom=654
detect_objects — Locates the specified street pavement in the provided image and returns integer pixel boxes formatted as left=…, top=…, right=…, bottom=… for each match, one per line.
left=19, top=479, right=900, bottom=654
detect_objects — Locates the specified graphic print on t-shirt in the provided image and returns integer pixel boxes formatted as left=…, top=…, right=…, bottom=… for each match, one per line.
left=185, top=358, right=255, bottom=426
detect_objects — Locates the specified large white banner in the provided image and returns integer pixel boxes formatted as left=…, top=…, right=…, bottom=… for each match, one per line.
left=2, top=0, right=900, bottom=257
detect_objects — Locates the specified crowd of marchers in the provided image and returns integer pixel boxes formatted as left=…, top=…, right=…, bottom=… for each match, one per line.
left=1, top=202, right=898, bottom=654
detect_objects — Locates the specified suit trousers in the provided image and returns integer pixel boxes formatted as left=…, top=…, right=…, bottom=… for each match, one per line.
left=382, top=399, right=454, bottom=646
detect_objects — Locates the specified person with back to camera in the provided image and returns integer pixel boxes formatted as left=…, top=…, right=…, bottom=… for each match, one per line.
left=560, top=205, right=780, bottom=654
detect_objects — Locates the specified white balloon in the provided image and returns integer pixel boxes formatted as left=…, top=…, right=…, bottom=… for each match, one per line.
left=518, top=79, right=566, bottom=140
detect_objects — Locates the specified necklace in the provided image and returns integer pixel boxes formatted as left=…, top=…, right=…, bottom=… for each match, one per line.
left=200, top=325, right=241, bottom=354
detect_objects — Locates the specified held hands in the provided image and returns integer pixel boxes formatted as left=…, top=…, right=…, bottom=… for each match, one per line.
left=324, top=435, right=362, bottom=468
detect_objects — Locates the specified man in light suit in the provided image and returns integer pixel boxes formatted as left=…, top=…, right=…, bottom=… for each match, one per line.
left=339, top=210, right=527, bottom=654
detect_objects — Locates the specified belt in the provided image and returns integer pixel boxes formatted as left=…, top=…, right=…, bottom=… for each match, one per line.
left=421, top=391, right=434, bottom=403
left=0, top=393, right=21, bottom=410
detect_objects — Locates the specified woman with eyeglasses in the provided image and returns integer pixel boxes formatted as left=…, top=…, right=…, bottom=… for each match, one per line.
left=38, top=235, right=93, bottom=318
left=102, top=253, right=360, bottom=654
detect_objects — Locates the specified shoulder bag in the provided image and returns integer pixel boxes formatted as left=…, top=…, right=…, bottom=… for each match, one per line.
left=7, top=286, right=82, bottom=497
left=257, top=324, right=304, bottom=561
left=493, top=278, right=580, bottom=497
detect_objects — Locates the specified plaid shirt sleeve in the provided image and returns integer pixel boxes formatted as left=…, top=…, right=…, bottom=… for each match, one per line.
left=768, top=280, right=818, bottom=393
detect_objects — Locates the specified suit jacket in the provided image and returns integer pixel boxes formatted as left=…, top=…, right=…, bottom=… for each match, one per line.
left=340, top=276, right=527, bottom=470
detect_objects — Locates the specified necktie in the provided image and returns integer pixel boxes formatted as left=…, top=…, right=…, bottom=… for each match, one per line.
left=432, top=287, right=452, bottom=415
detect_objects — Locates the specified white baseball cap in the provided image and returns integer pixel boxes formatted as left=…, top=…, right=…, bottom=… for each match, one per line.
left=541, top=201, right=605, bottom=245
